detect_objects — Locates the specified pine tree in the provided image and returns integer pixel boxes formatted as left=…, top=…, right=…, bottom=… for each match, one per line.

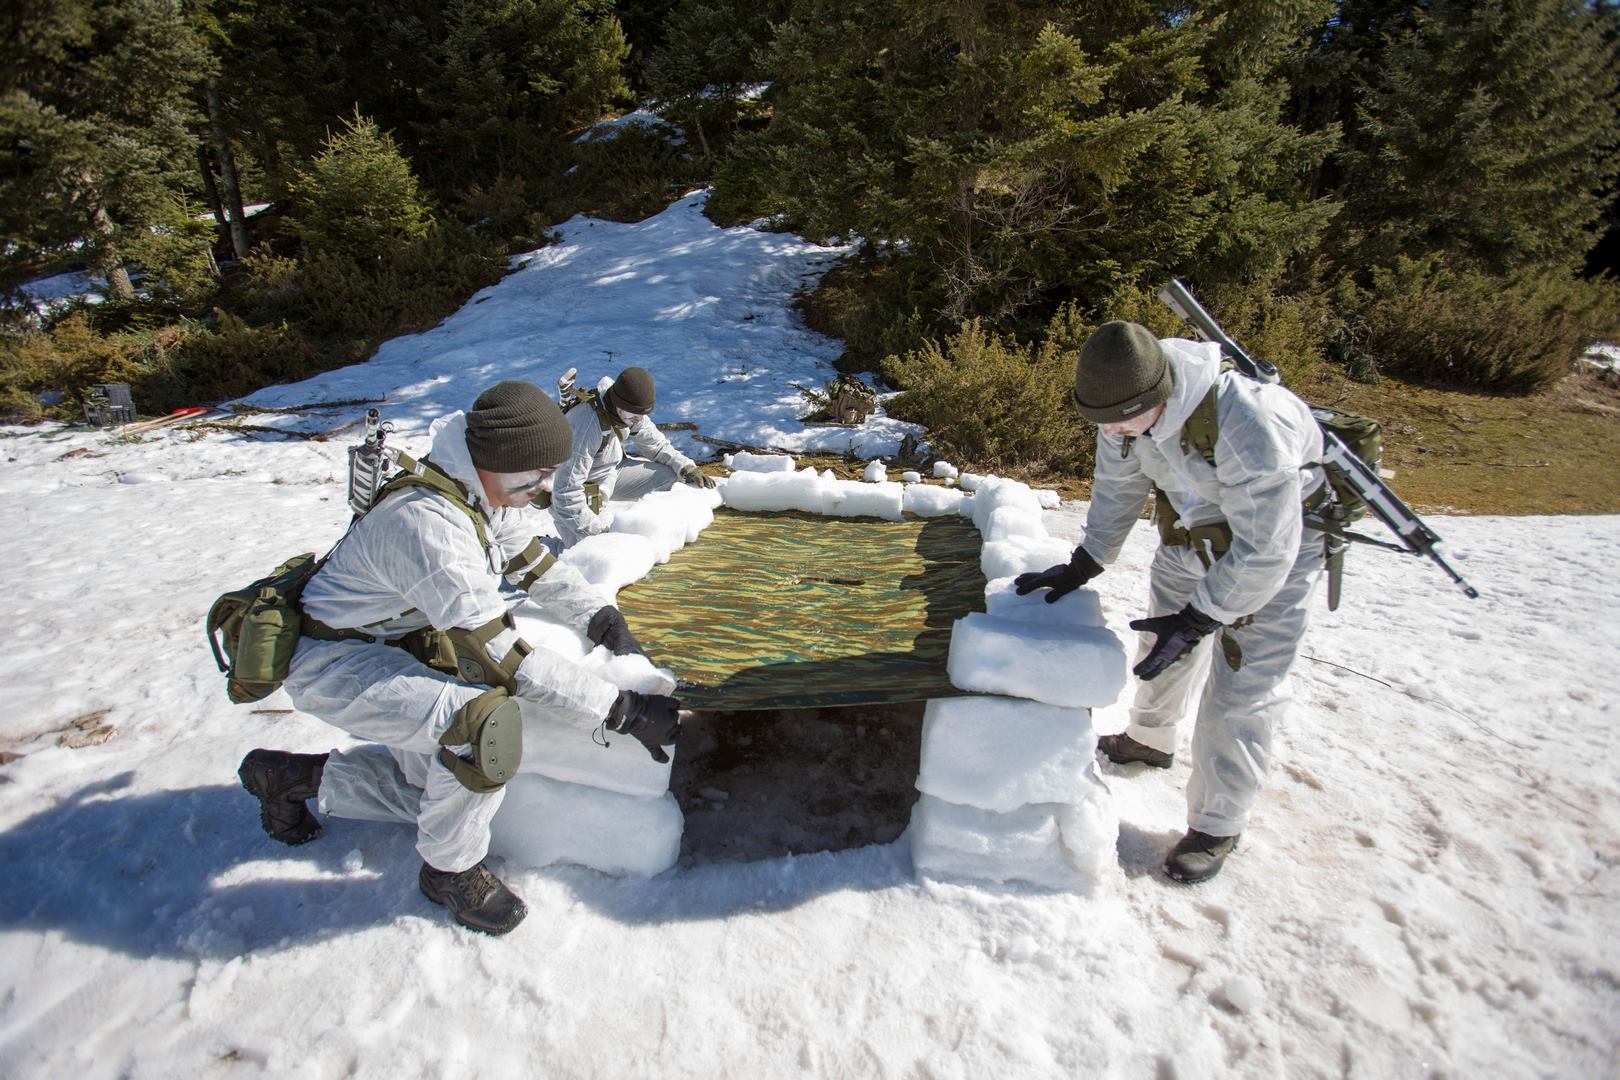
left=644, top=0, right=791, bottom=160
left=1300, top=0, right=1620, bottom=276
left=404, top=0, right=633, bottom=189
left=0, top=0, right=210, bottom=300
left=713, top=0, right=1336, bottom=328
left=290, top=111, right=433, bottom=266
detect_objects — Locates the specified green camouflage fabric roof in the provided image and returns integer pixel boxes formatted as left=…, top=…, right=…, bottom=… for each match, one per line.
left=617, top=509, right=985, bottom=710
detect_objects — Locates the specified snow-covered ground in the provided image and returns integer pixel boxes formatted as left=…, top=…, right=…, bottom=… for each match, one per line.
left=1, top=196, right=1616, bottom=1078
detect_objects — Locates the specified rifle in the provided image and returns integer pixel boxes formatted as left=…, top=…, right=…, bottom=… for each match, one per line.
left=1157, top=279, right=1480, bottom=601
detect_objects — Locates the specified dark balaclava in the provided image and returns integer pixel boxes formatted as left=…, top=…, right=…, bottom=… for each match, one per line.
left=464, top=380, right=573, bottom=472
left=603, top=366, right=657, bottom=416
left=1071, top=321, right=1172, bottom=424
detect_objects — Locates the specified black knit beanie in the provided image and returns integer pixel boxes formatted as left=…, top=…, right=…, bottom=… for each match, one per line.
left=603, top=366, right=657, bottom=415
left=1071, top=321, right=1172, bottom=424
left=464, top=380, right=573, bottom=472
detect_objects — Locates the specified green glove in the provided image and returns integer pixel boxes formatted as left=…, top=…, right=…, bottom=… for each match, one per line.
left=680, top=464, right=717, bottom=489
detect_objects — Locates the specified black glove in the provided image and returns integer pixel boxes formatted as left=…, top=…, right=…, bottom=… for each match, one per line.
left=1129, top=604, right=1222, bottom=681
left=679, top=464, right=717, bottom=489
left=607, top=690, right=682, bottom=763
left=587, top=606, right=646, bottom=657
left=1013, top=547, right=1104, bottom=604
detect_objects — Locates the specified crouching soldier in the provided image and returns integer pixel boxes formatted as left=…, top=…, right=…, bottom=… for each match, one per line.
left=1017, top=322, right=1325, bottom=884
left=551, top=365, right=715, bottom=547
left=238, top=381, right=681, bottom=935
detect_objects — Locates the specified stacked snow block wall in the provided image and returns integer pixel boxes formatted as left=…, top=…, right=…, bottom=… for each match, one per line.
left=488, top=484, right=723, bottom=878
left=484, top=456, right=1128, bottom=890
left=910, top=476, right=1128, bottom=894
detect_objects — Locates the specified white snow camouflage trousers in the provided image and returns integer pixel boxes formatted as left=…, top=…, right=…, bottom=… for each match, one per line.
left=283, top=638, right=501, bottom=873
left=1123, top=529, right=1324, bottom=837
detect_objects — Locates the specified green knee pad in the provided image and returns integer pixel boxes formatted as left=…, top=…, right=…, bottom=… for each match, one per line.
left=437, top=687, right=523, bottom=793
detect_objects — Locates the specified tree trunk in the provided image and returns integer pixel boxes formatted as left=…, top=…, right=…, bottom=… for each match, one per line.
left=204, top=77, right=253, bottom=259
left=195, top=142, right=231, bottom=250
left=91, top=205, right=136, bottom=300
left=79, top=171, right=135, bottom=301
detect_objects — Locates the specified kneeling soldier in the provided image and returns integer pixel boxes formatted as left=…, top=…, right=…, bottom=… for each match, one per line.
left=239, top=380, right=680, bottom=934
left=550, top=365, right=715, bottom=548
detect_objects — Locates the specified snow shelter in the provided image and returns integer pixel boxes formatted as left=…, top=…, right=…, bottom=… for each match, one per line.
left=488, top=462, right=1127, bottom=892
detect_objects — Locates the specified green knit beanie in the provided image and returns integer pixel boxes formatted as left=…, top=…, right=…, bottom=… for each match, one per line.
left=603, top=366, right=657, bottom=415
left=464, top=380, right=573, bottom=472
left=1071, top=321, right=1172, bottom=424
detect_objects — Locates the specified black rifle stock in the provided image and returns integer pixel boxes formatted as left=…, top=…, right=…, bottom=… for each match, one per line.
left=1158, top=279, right=1480, bottom=600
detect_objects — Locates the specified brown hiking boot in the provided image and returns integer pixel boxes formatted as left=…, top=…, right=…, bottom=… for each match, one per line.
left=1165, top=830, right=1239, bottom=883
left=237, top=749, right=327, bottom=845
left=419, top=861, right=528, bottom=936
left=1097, top=732, right=1174, bottom=769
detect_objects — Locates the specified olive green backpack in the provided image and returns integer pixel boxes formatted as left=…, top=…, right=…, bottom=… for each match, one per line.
left=205, top=552, right=324, bottom=704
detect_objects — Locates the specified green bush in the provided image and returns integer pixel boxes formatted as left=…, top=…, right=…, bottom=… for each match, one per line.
left=553, top=121, right=701, bottom=223
left=1340, top=258, right=1620, bottom=393
left=140, top=313, right=315, bottom=412
left=881, top=312, right=1093, bottom=478
left=300, top=225, right=505, bottom=340
left=0, top=314, right=149, bottom=420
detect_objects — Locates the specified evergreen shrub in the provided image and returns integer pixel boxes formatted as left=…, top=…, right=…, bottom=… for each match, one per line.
left=559, top=122, right=699, bottom=222
left=1341, top=258, right=1620, bottom=394
left=881, top=312, right=1093, bottom=478
left=300, top=226, right=504, bottom=340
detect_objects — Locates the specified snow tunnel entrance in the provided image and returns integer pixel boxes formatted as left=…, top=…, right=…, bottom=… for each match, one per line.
left=668, top=702, right=925, bottom=865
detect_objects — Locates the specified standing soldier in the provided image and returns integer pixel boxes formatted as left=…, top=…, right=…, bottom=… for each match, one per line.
left=1016, top=321, right=1325, bottom=883
left=238, top=381, right=681, bottom=935
left=551, top=366, right=715, bottom=547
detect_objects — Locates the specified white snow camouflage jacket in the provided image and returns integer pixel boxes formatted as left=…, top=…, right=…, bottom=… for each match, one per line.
left=1080, top=338, right=1326, bottom=624
left=297, top=411, right=620, bottom=726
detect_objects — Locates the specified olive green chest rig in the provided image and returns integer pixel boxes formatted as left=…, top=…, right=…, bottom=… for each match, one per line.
left=1140, top=366, right=1384, bottom=613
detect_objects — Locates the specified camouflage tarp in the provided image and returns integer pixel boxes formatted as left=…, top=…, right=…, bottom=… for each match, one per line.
left=616, top=509, right=985, bottom=710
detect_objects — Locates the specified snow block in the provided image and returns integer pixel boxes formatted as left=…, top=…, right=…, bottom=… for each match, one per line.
left=514, top=697, right=673, bottom=797
left=560, top=533, right=658, bottom=592
left=916, top=697, right=1098, bottom=814
left=719, top=468, right=826, bottom=514
left=902, top=484, right=964, bottom=518
left=489, top=775, right=682, bottom=877
left=984, top=505, right=1045, bottom=542
left=908, top=790, right=1115, bottom=894
left=948, top=612, right=1126, bottom=708
left=725, top=451, right=795, bottom=473
left=610, top=486, right=716, bottom=561
left=932, top=461, right=959, bottom=479
left=980, top=535, right=1074, bottom=581
left=983, top=575, right=1105, bottom=629
left=862, top=460, right=887, bottom=483
left=825, top=478, right=904, bottom=521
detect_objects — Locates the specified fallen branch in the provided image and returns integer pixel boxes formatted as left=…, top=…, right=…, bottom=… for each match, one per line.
left=693, top=433, right=784, bottom=455
left=228, top=397, right=385, bottom=415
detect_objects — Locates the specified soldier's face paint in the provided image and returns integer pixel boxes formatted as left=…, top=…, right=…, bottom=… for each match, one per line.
left=480, top=467, right=555, bottom=508
left=1101, top=403, right=1165, bottom=438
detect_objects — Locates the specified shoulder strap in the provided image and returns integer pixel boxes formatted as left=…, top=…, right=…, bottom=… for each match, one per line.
left=1178, top=359, right=1243, bottom=468
left=1179, top=385, right=1221, bottom=467
left=376, top=451, right=493, bottom=551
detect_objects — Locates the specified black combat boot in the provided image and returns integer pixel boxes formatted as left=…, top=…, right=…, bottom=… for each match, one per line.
left=1165, top=830, right=1239, bottom=883
left=237, top=749, right=327, bottom=845
left=419, top=861, right=528, bottom=935
left=1097, top=732, right=1174, bottom=769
